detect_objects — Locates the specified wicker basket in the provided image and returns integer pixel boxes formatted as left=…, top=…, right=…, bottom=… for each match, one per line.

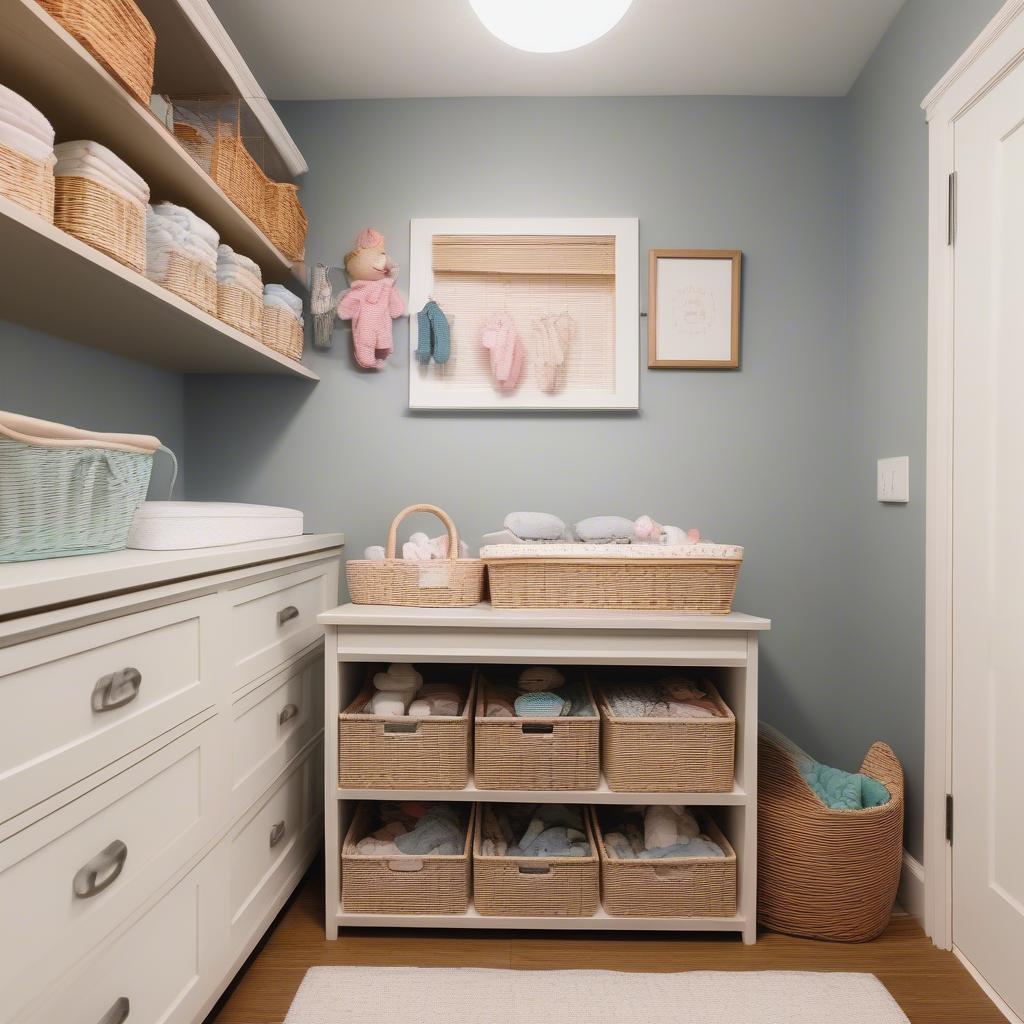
left=38, top=0, right=155, bottom=105
left=54, top=176, right=145, bottom=273
left=757, top=732, right=904, bottom=941
left=263, top=180, right=307, bottom=262
left=151, top=248, right=217, bottom=316
left=473, top=805, right=599, bottom=917
left=338, top=668, right=476, bottom=790
left=483, top=554, right=741, bottom=612
left=0, top=143, right=55, bottom=222
left=347, top=505, right=487, bottom=608
left=341, top=802, right=474, bottom=915
left=596, top=809, right=737, bottom=918
left=474, top=671, right=599, bottom=791
left=597, top=676, right=735, bottom=793
left=260, top=304, right=303, bottom=361
left=217, top=281, right=262, bottom=339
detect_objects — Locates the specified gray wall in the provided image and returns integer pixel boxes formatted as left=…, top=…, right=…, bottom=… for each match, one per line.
left=843, top=0, right=1002, bottom=859
left=1, top=323, right=185, bottom=497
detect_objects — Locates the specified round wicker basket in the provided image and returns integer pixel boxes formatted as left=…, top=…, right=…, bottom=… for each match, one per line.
left=347, top=504, right=486, bottom=608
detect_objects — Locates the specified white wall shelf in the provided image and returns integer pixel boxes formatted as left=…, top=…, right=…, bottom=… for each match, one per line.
left=0, top=0, right=304, bottom=288
left=0, top=196, right=317, bottom=380
left=320, top=603, right=769, bottom=943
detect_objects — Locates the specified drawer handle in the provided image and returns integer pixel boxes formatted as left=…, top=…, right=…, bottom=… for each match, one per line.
left=278, top=703, right=300, bottom=726
left=91, top=668, right=142, bottom=713
left=73, top=839, right=128, bottom=899
left=269, top=820, right=286, bottom=847
left=277, top=605, right=300, bottom=626
left=97, top=996, right=130, bottom=1024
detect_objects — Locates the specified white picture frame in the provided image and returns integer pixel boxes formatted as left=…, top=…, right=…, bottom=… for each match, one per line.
left=408, top=217, right=639, bottom=410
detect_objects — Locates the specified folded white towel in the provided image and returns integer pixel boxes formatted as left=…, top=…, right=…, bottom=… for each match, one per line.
left=217, top=267, right=263, bottom=296
left=217, top=243, right=260, bottom=275
left=146, top=206, right=217, bottom=265
left=263, top=283, right=303, bottom=321
left=0, top=86, right=52, bottom=136
left=54, top=154, right=149, bottom=206
left=0, top=120, right=53, bottom=162
left=0, top=105, right=54, bottom=149
left=54, top=141, right=147, bottom=196
left=150, top=201, right=219, bottom=249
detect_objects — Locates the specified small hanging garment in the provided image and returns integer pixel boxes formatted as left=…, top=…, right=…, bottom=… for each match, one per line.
left=534, top=312, right=575, bottom=393
left=480, top=313, right=524, bottom=391
left=415, top=299, right=451, bottom=364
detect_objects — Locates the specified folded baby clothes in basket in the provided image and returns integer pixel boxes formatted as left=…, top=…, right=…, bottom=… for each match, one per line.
left=264, top=283, right=304, bottom=324
left=145, top=202, right=218, bottom=282
left=216, top=243, right=262, bottom=295
left=0, top=85, right=54, bottom=162
left=53, top=141, right=149, bottom=206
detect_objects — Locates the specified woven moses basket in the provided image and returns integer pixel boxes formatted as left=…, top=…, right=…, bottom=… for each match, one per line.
left=347, top=504, right=486, bottom=608
left=757, top=730, right=904, bottom=942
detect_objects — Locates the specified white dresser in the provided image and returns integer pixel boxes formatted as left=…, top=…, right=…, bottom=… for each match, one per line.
left=0, top=534, right=343, bottom=1024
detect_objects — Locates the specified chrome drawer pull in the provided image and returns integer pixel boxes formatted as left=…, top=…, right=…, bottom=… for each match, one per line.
left=269, top=820, right=286, bottom=847
left=73, top=839, right=128, bottom=898
left=91, top=668, right=142, bottom=713
left=278, top=703, right=299, bottom=726
left=277, top=605, right=299, bottom=626
left=97, top=996, right=130, bottom=1024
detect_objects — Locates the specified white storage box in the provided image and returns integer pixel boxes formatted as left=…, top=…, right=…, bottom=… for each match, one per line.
left=128, top=502, right=303, bottom=550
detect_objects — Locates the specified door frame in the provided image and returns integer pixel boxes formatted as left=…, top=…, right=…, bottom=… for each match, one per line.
left=922, top=0, right=1024, bottom=951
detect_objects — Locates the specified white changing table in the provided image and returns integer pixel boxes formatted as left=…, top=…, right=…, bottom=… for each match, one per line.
left=318, top=603, right=770, bottom=942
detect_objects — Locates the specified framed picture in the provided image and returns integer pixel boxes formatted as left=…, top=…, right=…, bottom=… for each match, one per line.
left=648, top=249, right=742, bottom=369
left=408, top=217, right=639, bottom=410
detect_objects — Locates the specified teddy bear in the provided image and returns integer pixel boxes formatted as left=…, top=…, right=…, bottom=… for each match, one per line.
left=336, top=228, right=405, bottom=369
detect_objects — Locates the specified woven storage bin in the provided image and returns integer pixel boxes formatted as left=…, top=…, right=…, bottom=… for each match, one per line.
left=597, top=676, right=735, bottom=793
left=338, top=669, right=476, bottom=790
left=757, top=732, right=904, bottom=942
left=38, top=0, right=155, bottom=105
left=217, top=282, right=262, bottom=339
left=474, top=672, right=599, bottom=791
left=0, top=410, right=170, bottom=562
left=154, top=248, right=217, bottom=316
left=473, top=804, right=599, bottom=917
left=347, top=505, right=486, bottom=608
left=0, top=143, right=55, bottom=222
left=260, top=304, right=303, bottom=361
left=341, top=803, right=474, bottom=915
left=54, top=176, right=145, bottom=272
left=596, top=809, right=737, bottom=918
left=263, top=180, right=307, bottom=262
left=483, top=555, right=741, bottom=612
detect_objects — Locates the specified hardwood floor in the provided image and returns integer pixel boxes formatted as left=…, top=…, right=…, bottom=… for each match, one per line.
left=206, top=861, right=1004, bottom=1024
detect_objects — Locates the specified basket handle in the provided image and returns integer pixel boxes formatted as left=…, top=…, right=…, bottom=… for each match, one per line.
left=385, top=504, right=460, bottom=561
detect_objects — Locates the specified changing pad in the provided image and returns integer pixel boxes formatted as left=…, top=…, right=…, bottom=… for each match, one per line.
left=128, top=501, right=303, bottom=550
left=480, top=542, right=744, bottom=560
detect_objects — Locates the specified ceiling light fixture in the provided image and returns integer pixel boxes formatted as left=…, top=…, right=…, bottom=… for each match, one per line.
left=469, top=0, right=633, bottom=54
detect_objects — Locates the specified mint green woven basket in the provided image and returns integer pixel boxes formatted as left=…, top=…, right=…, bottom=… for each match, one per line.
left=0, top=412, right=176, bottom=563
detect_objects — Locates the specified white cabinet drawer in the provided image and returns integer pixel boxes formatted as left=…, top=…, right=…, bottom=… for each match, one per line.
left=0, top=598, right=213, bottom=825
left=230, top=647, right=323, bottom=816
left=0, top=718, right=221, bottom=1006
left=228, top=565, right=332, bottom=688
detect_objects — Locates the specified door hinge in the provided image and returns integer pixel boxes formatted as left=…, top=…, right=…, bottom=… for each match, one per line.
left=946, top=793, right=954, bottom=844
left=947, top=171, right=956, bottom=246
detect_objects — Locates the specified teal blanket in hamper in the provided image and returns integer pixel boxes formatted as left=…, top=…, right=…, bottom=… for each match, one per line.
left=759, top=724, right=890, bottom=810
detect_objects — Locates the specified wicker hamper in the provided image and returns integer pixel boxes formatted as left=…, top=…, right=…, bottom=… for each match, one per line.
left=341, top=803, right=474, bottom=915
left=757, top=731, right=904, bottom=941
left=474, top=671, right=599, bottom=791
left=0, top=143, right=55, bottom=222
left=338, top=668, right=475, bottom=790
left=38, top=0, right=155, bottom=105
left=347, top=505, right=486, bottom=608
left=54, top=175, right=145, bottom=273
left=597, top=675, right=735, bottom=793
left=596, top=809, right=737, bottom=918
left=260, top=304, right=303, bottom=361
left=473, top=805, right=599, bottom=917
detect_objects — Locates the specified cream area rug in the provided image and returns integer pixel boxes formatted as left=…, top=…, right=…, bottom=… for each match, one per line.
left=284, top=966, right=910, bottom=1024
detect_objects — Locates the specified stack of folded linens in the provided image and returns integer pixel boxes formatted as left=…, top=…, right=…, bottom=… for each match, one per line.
left=260, top=283, right=304, bottom=361
left=146, top=201, right=219, bottom=314
left=0, top=85, right=56, bottom=220
left=216, top=243, right=263, bottom=338
left=53, top=140, right=149, bottom=271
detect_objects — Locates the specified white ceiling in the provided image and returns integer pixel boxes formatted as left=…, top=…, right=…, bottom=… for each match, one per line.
left=209, top=0, right=904, bottom=101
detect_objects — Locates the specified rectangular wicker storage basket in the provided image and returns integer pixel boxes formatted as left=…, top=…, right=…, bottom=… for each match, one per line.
left=597, top=676, right=735, bottom=793
left=474, top=672, right=599, bottom=791
left=260, top=304, right=303, bottom=361
left=473, top=805, right=600, bottom=917
left=338, top=669, right=476, bottom=790
left=54, top=176, right=145, bottom=273
left=217, top=281, right=262, bottom=339
left=152, top=248, right=217, bottom=316
left=38, top=0, right=155, bottom=105
left=347, top=505, right=487, bottom=608
left=0, top=144, right=55, bottom=222
left=341, top=803, right=474, bottom=915
left=596, top=810, right=737, bottom=918
left=263, top=181, right=307, bottom=262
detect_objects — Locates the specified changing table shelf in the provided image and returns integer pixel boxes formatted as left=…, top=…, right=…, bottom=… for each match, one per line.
left=321, top=602, right=769, bottom=943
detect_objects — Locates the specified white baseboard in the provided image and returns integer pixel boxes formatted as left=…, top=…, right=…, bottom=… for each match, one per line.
left=954, top=945, right=1024, bottom=1024
left=897, top=850, right=925, bottom=923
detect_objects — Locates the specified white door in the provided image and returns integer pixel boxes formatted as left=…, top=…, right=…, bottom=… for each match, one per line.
left=951, top=46, right=1024, bottom=1019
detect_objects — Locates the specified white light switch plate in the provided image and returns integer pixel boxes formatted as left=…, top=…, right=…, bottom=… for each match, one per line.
left=877, top=456, right=910, bottom=503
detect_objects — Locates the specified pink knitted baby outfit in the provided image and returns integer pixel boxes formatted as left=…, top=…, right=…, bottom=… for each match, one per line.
left=480, top=313, right=524, bottom=390
left=337, top=277, right=405, bottom=369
